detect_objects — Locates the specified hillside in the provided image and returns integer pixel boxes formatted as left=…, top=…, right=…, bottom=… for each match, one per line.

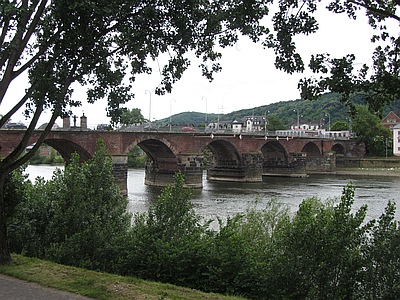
left=155, top=93, right=400, bottom=127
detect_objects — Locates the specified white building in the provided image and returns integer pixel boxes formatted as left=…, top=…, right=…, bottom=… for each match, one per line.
left=393, top=124, right=400, bottom=156
left=232, top=120, right=243, bottom=134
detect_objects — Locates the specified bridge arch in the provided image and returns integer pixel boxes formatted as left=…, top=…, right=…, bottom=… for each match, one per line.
left=135, top=138, right=179, bottom=186
left=136, top=139, right=178, bottom=163
left=206, top=139, right=242, bottom=167
left=331, top=143, right=345, bottom=155
left=261, top=141, right=289, bottom=167
left=301, top=142, right=322, bottom=158
left=205, top=139, right=245, bottom=181
left=43, top=138, right=92, bottom=163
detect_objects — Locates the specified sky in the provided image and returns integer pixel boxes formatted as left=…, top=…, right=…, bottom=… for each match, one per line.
left=1, top=7, right=395, bottom=129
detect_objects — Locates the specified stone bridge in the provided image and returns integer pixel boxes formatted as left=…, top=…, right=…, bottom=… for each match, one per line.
left=0, top=130, right=365, bottom=194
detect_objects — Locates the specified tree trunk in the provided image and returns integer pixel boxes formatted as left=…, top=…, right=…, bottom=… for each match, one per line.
left=0, top=174, right=12, bottom=264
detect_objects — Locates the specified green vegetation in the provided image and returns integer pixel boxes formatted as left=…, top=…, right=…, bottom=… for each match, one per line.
left=28, top=147, right=64, bottom=165
left=5, top=144, right=400, bottom=299
left=8, top=141, right=132, bottom=272
left=120, top=108, right=146, bottom=126
left=352, top=106, right=391, bottom=157
left=0, top=254, right=242, bottom=300
left=127, top=146, right=146, bottom=168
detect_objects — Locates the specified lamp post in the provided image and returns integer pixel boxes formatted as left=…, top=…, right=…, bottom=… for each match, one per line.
left=202, top=96, right=208, bottom=131
left=325, top=112, right=331, bottom=131
left=169, top=98, right=175, bottom=132
left=264, top=110, right=270, bottom=137
left=294, top=109, right=300, bottom=129
left=145, top=90, right=153, bottom=125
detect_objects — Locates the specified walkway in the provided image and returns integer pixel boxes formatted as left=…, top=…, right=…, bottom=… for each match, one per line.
left=0, top=274, right=91, bottom=299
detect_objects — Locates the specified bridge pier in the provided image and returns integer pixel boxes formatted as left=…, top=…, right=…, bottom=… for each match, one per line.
left=144, top=154, right=203, bottom=188
left=263, top=152, right=307, bottom=178
left=305, top=151, right=336, bottom=173
left=112, top=155, right=128, bottom=196
left=207, top=153, right=263, bottom=182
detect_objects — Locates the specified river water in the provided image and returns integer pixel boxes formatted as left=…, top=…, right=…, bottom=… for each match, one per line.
left=26, top=165, right=400, bottom=223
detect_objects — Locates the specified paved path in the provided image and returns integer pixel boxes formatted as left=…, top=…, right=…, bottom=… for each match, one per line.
left=0, top=274, right=91, bottom=299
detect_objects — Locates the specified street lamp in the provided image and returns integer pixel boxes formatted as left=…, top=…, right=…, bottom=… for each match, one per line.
left=202, top=96, right=208, bottom=130
left=145, top=90, right=153, bottom=125
left=325, top=112, right=331, bottom=131
left=169, top=98, right=175, bottom=132
left=264, top=110, right=270, bottom=137
left=294, top=109, right=300, bottom=129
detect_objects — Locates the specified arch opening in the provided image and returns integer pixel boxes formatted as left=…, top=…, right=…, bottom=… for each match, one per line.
left=44, top=139, right=92, bottom=163
left=205, top=140, right=245, bottom=181
left=261, top=141, right=289, bottom=168
left=301, top=142, right=322, bottom=158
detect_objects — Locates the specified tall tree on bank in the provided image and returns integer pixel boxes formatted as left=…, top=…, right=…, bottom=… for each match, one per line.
left=0, top=0, right=272, bottom=264
left=0, top=1, right=398, bottom=264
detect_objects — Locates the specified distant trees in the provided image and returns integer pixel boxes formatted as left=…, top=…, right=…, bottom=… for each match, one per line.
left=352, top=106, right=391, bottom=156
left=266, top=115, right=286, bottom=131
left=120, top=108, right=146, bottom=127
left=330, top=120, right=349, bottom=131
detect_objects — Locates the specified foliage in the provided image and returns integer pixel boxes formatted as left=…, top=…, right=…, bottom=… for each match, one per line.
left=29, top=147, right=64, bottom=165
left=272, top=184, right=369, bottom=299
left=127, top=146, right=146, bottom=168
left=330, top=120, right=349, bottom=131
left=3, top=166, right=28, bottom=221
left=155, top=112, right=218, bottom=127
left=120, top=108, right=146, bottom=126
left=268, top=0, right=400, bottom=113
left=352, top=105, right=391, bottom=156
left=122, top=172, right=213, bottom=289
left=266, top=115, right=286, bottom=131
left=8, top=141, right=131, bottom=272
left=359, top=202, right=400, bottom=298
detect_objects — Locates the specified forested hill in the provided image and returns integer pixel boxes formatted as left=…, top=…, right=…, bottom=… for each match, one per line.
left=156, top=93, right=400, bottom=127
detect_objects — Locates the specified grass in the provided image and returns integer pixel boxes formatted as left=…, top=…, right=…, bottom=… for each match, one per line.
left=0, top=254, right=245, bottom=300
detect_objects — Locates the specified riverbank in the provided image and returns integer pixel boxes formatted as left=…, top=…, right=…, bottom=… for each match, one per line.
left=0, top=255, right=243, bottom=300
left=311, top=167, right=400, bottom=177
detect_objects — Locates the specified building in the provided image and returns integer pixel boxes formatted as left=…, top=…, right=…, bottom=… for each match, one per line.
left=382, top=111, right=400, bottom=130
left=244, top=116, right=265, bottom=132
left=232, top=119, right=243, bottom=134
left=393, top=124, right=400, bottom=156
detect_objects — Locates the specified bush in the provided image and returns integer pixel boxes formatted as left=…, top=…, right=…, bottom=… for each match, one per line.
left=8, top=140, right=131, bottom=272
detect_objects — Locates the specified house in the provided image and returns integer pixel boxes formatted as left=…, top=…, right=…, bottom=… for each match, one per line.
left=244, top=116, right=265, bottom=132
left=382, top=111, right=400, bottom=130
left=232, top=119, right=243, bottom=134
left=393, top=124, right=400, bottom=156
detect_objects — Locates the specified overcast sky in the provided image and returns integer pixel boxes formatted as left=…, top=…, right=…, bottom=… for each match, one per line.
left=2, top=7, right=395, bottom=129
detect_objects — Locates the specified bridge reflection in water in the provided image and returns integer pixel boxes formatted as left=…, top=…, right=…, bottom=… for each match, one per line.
left=0, top=129, right=365, bottom=194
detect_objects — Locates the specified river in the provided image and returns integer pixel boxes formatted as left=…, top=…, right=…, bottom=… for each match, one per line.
left=26, top=165, right=400, bottom=223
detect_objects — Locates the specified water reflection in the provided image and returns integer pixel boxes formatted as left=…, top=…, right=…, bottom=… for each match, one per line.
left=26, top=165, right=400, bottom=223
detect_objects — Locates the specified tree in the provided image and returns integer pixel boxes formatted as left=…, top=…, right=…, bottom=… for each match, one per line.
left=352, top=105, right=390, bottom=156
left=120, top=108, right=146, bottom=126
left=0, top=0, right=273, bottom=264
left=330, top=120, right=349, bottom=131
left=268, top=1, right=399, bottom=113
left=266, top=115, right=286, bottom=131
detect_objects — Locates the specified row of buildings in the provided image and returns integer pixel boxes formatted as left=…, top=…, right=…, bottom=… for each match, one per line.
left=206, top=115, right=351, bottom=139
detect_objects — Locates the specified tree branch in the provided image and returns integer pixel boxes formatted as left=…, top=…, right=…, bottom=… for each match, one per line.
left=348, top=0, right=400, bottom=22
